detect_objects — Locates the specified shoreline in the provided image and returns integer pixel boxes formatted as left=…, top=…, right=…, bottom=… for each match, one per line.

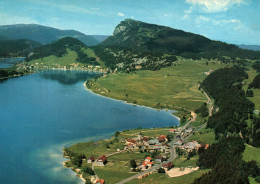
left=83, top=82, right=181, bottom=121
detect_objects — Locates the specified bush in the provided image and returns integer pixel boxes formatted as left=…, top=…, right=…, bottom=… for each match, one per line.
left=158, top=168, right=165, bottom=173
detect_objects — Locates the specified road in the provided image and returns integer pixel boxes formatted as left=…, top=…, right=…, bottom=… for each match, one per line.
left=201, top=88, right=213, bottom=117
left=116, top=111, right=197, bottom=184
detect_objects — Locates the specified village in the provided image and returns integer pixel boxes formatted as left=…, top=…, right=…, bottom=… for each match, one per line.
left=63, top=112, right=210, bottom=184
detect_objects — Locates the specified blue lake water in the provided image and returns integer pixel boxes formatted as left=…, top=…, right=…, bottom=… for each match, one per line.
left=0, top=69, right=179, bottom=184
left=0, top=58, right=25, bottom=68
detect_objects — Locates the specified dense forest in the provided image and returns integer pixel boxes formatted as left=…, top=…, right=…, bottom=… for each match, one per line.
left=93, top=45, right=177, bottom=71
left=0, top=68, right=30, bottom=79
left=27, top=37, right=100, bottom=66
left=193, top=137, right=260, bottom=184
left=27, top=37, right=85, bottom=61
left=0, top=39, right=41, bottom=57
left=249, top=74, right=260, bottom=89
left=199, top=66, right=259, bottom=146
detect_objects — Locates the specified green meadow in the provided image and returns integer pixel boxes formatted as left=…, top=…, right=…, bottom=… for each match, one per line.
left=88, top=59, right=231, bottom=112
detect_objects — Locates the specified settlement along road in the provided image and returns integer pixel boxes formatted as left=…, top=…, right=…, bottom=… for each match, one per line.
left=116, top=112, right=197, bottom=184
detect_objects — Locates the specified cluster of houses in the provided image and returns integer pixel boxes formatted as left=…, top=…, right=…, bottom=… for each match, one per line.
left=124, top=132, right=171, bottom=153
left=87, top=155, right=108, bottom=166
left=174, top=139, right=209, bottom=152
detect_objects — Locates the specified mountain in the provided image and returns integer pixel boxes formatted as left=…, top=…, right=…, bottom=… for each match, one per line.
left=0, top=24, right=100, bottom=46
left=101, top=19, right=260, bottom=60
left=27, top=37, right=85, bottom=61
left=91, top=35, right=110, bottom=42
left=0, top=39, right=41, bottom=57
left=238, top=44, right=260, bottom=51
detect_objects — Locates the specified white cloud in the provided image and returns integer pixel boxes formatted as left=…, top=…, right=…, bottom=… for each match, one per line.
left=117, top=12, right=125, bottom=17
left=212, top=18, right=241, bottom=26
left=185, top=0, right=244, bottom=13
left=0, top=12, right=38, bottom=25
left=198, top=16, right=210, bottom=22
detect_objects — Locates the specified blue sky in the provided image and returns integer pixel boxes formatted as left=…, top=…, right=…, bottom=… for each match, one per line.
left=0, top=0, right=259, bottom=45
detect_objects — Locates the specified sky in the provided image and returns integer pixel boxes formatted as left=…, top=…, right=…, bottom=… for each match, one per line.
left=0, top=0, right=260, bottom=45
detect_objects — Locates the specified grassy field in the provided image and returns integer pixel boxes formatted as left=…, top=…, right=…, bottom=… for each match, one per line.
left=243, top=65, right=260, bottom=110
left=174, top=155, right=199, bottom=168
left=28, top=49, right=80, bottom=67
left=95, top=161, right=136, bottom=184
left=83, top=47, right=106, bottom=68
left=243, top=144, right=260, bottom=166
left=127, top=169, right=210, bottom=184
left=187, top=127, right=217, bottom=145
left=119, top=127, right=174, bottom=139
left=88, top=59, right=231, bottom=112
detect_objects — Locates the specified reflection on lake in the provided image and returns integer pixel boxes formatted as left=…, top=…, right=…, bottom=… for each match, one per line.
left=39, top=70, right=102, bottom=85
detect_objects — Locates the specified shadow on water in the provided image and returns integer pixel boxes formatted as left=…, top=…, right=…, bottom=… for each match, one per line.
left=39, top=70, right=102, bottom=85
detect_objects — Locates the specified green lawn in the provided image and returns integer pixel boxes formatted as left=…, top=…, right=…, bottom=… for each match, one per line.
left=249, top=176, right=259, bottom=184
left=243, top=66, right=260, bottom=110
left=67, top=139, right=125, bottom=158
left=174, top=155, right=199, bottom=168
left=88, top=59, right=231, bottom=112
left=28, top=49, right=80, bottom=67
left=127, top=169, right=210, bottom=184
left=187, top=128, right=217, bottom=145
left=243, top=144, right=260, bottom=166
left=119, top=127, right=174, bottom=138
left=83, top=47, right=106, bottom=68
left=95, top=161, right=136, bottom=184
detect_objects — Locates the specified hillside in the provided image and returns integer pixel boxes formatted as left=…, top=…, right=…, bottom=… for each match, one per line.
left=0, top=39, right=41, bottom=57
left=238, top=44, right=260, bottom=51
left=25, top=37, right=104, bottom=70
left=0, top=24, right=100, bottom=46
left=101, top=19, right=260, bottom=60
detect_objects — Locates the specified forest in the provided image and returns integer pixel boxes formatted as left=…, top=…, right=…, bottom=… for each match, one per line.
left=193, top=137, right=259, bottom=184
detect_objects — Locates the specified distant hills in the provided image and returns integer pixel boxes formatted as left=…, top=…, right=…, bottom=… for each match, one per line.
left=0, top=39, right=41, bottom=57
left=0, top=24, right=103, bottom=46
left=238, top=44, right=260, bottom=51
left=101, top=19, right=260, bottom=60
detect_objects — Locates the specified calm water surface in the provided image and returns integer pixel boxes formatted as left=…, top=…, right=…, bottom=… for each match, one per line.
left=0, top=69, right=179, bottom=184
left=0, top=58, right=25, bottom=68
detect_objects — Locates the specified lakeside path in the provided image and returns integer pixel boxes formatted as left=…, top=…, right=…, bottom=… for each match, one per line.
left=116, top=112, right=197, bottom=184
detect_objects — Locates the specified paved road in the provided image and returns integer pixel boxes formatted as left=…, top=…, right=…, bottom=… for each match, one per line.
left=116, top=112, right=197, bottom=184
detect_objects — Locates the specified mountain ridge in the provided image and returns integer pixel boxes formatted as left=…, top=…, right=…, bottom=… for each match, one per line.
left=101, top=19, right=260, bottom=60
left=0, top=24, right=100, bottom=46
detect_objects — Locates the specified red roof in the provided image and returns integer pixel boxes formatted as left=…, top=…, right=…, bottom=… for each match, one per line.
left=88, top=156, right=95, bottom=161
left=126, top=139, right=137, bottom=144
left=96, top=179, right=105, bottom=184
left=143, top=137, right=149, bottom=142
left=158, top=136, right=166, bottom=142
left=145, top=157, right=152, bottom=161
left=162, top=162, right=174, bottom=169
left=98, top=156, right=107, bottom=162
left=142, top=161, right=147, bottom=166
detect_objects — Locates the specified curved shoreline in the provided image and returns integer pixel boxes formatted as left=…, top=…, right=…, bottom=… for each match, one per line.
left=83, top=82, right=181, bottom=122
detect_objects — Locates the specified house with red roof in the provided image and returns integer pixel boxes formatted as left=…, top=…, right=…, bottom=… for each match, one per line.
left=96, top=179, right=105, bottom=184
left=158, top=135, right=167, bottom=142
left=87, top=156, right=95, bottom=163
left=162, top=162, right=174, bottom=171
left=96, top=156, right=107, bottom=166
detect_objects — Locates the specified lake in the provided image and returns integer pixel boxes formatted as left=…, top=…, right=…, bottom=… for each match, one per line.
left=0, top=69, right=179, bottom=184
left=0, top=57, right=25, bottom=68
